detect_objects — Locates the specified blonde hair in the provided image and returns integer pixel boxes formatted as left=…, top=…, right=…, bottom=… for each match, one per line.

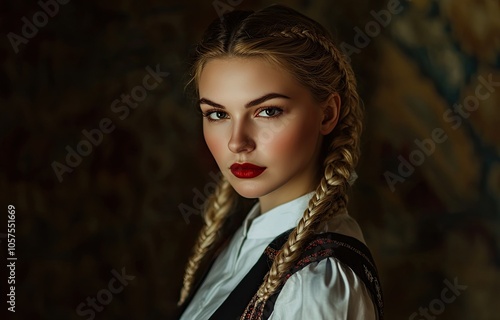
left=178, top=4, right=363, bottom=314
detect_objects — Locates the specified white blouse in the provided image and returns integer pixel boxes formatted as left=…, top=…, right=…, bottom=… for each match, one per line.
left=179, top=192, right=377, bottom=320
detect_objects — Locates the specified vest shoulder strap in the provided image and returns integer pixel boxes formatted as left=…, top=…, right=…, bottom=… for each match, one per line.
left=209, top=229, right=384, bottom=320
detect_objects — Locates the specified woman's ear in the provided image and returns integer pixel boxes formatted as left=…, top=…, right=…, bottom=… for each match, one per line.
left=320, top=93, right=340, bottom=135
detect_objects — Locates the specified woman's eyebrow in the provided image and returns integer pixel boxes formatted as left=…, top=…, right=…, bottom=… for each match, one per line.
left=198, top=93, right=291, bottom=109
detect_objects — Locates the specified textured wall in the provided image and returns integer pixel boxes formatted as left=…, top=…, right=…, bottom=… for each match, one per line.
left=0, top=0, right=498, bottom=319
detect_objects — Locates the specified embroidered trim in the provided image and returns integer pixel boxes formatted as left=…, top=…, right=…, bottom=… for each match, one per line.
left=240, top=232, right=384, bottom=320
left=303, top=237, right=376, bottom=270
left=264, top=247, right=279, bottom=260
left=331, top=239, right=376, bottom=270
left=286, top=248, right=334, bottom=279
left=241, top=294, right=265, bottom=320
left=364, top=264, right=384, bottom=313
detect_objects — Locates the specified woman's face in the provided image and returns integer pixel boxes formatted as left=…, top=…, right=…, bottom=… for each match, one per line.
left=198, top=57, right=338, bottom=213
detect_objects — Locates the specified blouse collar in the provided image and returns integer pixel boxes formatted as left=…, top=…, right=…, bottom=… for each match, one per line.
left=242, top=191, right=315, bottom=239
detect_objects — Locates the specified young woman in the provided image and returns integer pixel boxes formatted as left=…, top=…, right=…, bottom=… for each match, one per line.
left=177, top=4, right=383, bottom=320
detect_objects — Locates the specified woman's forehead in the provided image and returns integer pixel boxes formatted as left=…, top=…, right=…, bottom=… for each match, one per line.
left=198, top=57, right=307, bottom=103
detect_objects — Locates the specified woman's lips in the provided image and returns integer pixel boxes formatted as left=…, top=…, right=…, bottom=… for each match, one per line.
left=230, top=163, right=266, bottom=179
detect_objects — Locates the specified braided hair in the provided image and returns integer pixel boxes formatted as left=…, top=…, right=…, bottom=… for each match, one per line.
left=178, top=176, right=237, bottom=305
left=178, top=5, right=363, bottom=314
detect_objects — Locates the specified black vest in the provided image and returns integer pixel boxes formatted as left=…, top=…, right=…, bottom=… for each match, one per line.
left=179, top=229, right=384, bottom=320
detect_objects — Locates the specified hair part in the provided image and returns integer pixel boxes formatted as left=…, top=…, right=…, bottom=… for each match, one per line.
left=178, top=4, right=363, bottom=313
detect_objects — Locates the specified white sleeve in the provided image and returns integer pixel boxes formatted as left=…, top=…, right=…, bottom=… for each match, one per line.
left=268, top=257, right=377, bottom=320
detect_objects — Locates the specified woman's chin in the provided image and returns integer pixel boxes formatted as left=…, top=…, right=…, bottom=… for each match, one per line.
left=229, top=181, right=269, bottom=200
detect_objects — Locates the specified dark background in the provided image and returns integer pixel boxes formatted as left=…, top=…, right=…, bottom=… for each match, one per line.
left=1, top=0, right=499, bottom=319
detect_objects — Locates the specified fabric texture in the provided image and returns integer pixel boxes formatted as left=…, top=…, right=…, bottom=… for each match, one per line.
left=179, top=192, right=379, bottom=320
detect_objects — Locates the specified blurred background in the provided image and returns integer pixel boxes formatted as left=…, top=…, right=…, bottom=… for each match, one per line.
left=1, top=0, right=499, bottom=319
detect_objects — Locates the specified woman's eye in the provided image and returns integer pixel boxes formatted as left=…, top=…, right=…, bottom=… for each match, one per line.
left=257, top=107, right=283, bottom=118
left=204, top=110, right=228, bottom=121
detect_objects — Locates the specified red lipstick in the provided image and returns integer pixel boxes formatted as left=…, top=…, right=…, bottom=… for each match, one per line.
left=230, top=163, right=266, bottom=179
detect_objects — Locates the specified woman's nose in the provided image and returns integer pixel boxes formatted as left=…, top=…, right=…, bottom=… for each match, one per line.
left=228, top=121, right=255, bottom=154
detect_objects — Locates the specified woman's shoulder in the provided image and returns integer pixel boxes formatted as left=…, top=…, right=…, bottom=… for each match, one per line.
left=268, top=213, right=383, bottom=319
left=293, top=216, right=380, bottom=294
left=270, top=256, right=378, bottom=320
left=318, top=211, right=367, bottom=243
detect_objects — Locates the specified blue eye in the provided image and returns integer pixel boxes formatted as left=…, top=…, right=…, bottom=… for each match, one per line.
left=257, top=107, right=283, bottom=118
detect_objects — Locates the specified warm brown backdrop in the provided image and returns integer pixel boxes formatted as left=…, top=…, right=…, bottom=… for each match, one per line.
left=1, top=0, right=499, bottom=319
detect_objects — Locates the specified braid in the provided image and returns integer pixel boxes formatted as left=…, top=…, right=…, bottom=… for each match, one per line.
left=249, top=25, right=363, bottom=311
left=178, top=176, right=237, bottom=306
left=270, top=24, right=362, bottom=160
left=270, top=24, right=362, bottom=173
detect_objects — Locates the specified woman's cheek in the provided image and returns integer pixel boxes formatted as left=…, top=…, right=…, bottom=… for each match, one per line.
left=204, top=127, right=226, bottom=160
left=264, top=123, right=303, bottom=156
left=274, top=119, right=319, bottom=159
